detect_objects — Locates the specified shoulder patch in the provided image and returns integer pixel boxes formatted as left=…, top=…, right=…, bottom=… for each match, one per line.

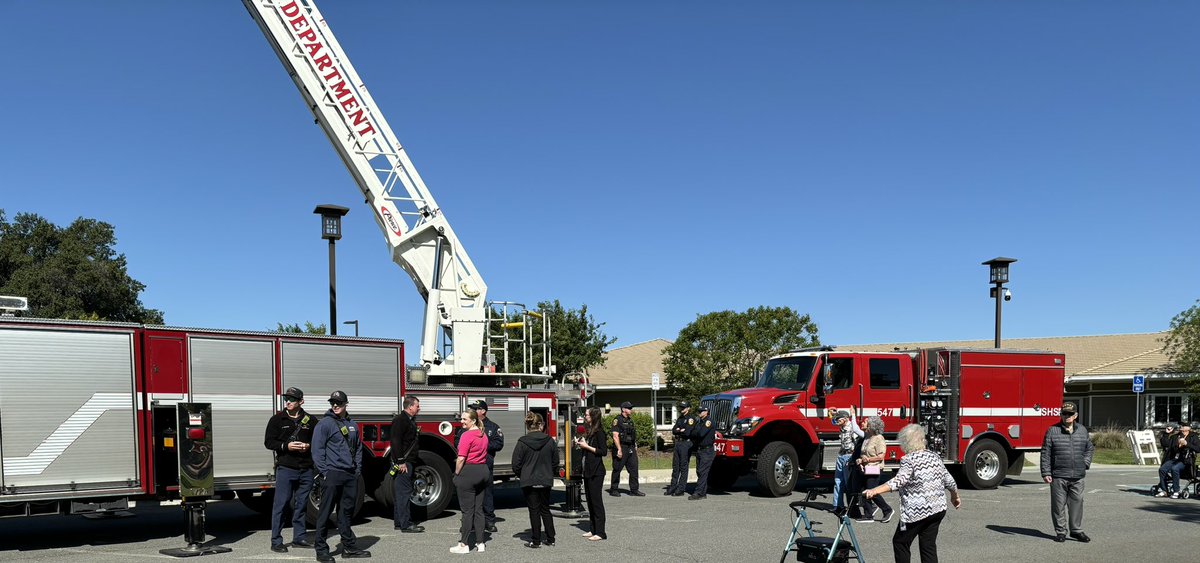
left=612, top=418, right=619, bottom=427
left=496, top=429, right=503, bottom=436
left=705, top=420, right=712, bottom=428
left=688, top=419, right=695, bottom=425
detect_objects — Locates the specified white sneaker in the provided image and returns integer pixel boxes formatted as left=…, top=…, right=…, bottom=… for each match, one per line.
left=582, top=532, right=594, bottom=538
left=474, top=543, right=486, bottom=552
left=450, top=543, right=470, bottom=554
left=1170, top=492, right=1181, bottom=499
left=1154, top=490, right=1168, bottom=498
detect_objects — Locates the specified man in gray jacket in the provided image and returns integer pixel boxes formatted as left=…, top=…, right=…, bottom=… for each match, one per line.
left=1040, top=401, right=1094, bottom=544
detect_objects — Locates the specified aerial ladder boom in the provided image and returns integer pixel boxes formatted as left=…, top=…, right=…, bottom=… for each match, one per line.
left=243, top=0, right=487, bottom=375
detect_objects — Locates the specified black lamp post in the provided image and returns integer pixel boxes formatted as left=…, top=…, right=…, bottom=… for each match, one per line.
left=982, top=257, right=1017, bottom=348
left=343, top=320, right=359, bottom=337
left=314, top=205, right=350, bottom=335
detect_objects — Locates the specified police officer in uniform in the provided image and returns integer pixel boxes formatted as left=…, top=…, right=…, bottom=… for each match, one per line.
left=666, top=400, right=696, bottom=496
left=689, top=406, right=716, bottom=500
left=609, top=401, right=643, bottom=496
left=264, top=386, right=315, bottom=552
left=471, top=400, right=504, bottom=533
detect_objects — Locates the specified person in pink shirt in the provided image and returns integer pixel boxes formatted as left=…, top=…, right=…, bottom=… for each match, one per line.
left=450, top=410, right=490, bottom=554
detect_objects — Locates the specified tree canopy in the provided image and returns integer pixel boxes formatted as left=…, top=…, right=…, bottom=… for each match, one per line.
left=275, top=321, right=327, bottom=334
left=1165, top=299, right=1200, bottom=396
left=0, top=209, right=163, bottom=323
left=663, top=306, right=820, bottom=404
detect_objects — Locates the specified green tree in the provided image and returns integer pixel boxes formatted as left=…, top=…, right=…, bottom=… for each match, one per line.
left=663, top=306, right=820, bottom=403
left=275, top=321, right=327, bottom=334
left=1165, top=300, right=1200, bottom=397
left=0, top=209, right=163, bottom=323
left=488, top=300, right=616, bottom=375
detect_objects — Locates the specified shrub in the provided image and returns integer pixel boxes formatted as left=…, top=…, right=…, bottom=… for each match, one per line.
left=1089, top=426, right=1128, bottom=450
left=601, top=411, right=656, bottom=448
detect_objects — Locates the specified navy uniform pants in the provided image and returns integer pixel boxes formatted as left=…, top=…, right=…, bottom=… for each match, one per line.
left=611, top=444, right=639, bottom=492
left=694, top=447, right=715, bottom=496
left=314, top=469, right=358, bottom=556
left=669, top=443, right=692, bottom=494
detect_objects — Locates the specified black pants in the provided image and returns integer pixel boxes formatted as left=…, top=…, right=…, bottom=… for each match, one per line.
left=611, top=444, right=639, bottom=492
left=669, top=443, right=692, bottom=493
left=455, top=464, right=489, bottom=546
left=694, top=448, right=714, bottom=496
left=893, top=510, right=945, bottom=563
left=583, top=473, right=607, bottom=539
left=314, top=469, right=358, bottom=556
left=483, top=459, right=496, bottom=525
left=392, top=462, right=414, bottom=528
left=863, top=474, right=891, bottom=514
left=522, top=486, right=555, bottom=545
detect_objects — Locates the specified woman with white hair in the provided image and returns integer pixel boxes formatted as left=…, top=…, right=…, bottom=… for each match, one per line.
left=854, top=416, right=893, bottom=522
left=865, top=423, right=961, bottom=563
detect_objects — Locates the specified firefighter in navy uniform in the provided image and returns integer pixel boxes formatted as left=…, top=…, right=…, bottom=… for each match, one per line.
left=667, top=401, right=696, bottom=496
left=689, top=406, right=716, bottom=500
left=609, top=401, right=643, bottom=496
left=470, top=400, right=504, bottom=533
left=263, top=387, right=315, bottom=552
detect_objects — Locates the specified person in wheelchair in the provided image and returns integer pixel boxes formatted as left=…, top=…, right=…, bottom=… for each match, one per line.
left=1156, top=421, right=1200, bottom=498
left=1158, top=422, right=1179, bottom=455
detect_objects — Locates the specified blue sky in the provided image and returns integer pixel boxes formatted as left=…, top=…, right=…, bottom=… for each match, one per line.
left=2, top=1, right=1196, bottom=355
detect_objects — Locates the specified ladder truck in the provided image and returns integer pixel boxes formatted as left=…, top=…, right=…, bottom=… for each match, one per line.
left=241, top=0, right=591, bottom=518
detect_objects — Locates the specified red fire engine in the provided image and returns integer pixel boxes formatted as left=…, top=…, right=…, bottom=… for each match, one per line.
left=700, top=346, right=1065, bottom=496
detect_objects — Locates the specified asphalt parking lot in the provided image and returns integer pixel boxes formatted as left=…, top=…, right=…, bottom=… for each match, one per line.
left=1, top=465, right=1196, bottom=562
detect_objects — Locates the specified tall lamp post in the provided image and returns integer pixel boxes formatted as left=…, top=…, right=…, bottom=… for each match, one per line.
left=343, top=320, right=359, bottom=337
left=982, top=257, right=1016, bottom=348
left=314, top=205, right=350, bottom=335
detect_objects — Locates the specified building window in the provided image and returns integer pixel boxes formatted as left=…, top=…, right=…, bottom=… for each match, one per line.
left=655, top=401, right=674, bottom=428
left=1153, top=395, right=1183, bottom=424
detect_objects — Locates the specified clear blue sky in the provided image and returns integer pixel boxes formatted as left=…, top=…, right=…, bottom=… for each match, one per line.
left=2, top=1, right=1196, bottom=354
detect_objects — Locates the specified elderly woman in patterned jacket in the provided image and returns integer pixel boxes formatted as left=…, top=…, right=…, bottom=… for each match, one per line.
left=865, top=424, right=961, bottom=563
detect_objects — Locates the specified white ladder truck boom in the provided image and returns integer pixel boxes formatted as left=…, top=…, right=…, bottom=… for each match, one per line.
left=244, top=0, right=494, bottom=377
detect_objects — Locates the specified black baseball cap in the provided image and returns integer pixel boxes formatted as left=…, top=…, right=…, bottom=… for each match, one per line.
left=284, top=387, right=304, bottom=400
left=329, top=390, right=348, bottom=404
left=698, top=406, right=710, bottom=413
left=470, top=400, right=488, bottom=412
left=620, top=401, right=633, bottom=409
left=678, top=400, right=691, bottom=409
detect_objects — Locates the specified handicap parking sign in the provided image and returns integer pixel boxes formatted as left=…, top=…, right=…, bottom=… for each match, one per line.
left=1133, top=375, right=1145, bottom=393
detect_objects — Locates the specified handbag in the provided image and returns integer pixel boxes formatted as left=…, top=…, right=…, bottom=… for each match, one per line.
left=864, top=464, right=881, bottom=476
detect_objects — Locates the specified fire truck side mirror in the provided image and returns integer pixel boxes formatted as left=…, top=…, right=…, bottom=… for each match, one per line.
left=900, top=405, right=908, bottom=419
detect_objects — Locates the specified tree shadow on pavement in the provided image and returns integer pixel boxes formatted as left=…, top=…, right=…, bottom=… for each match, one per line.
left=1135, top=499, right=1200, bottom=524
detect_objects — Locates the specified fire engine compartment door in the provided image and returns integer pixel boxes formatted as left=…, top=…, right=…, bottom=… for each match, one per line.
left=0, top=328, right=138, bottom=492
left=281, top=342, right=401, bottom=417
left=189, top=338, right=275, bottom=484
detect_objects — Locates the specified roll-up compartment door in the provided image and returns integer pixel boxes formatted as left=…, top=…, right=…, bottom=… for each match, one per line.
left=0, top=328, right=137, bottom=492
left=189, top=338, right=275, bottom=483
left=281, top=342, right=400, bottom=417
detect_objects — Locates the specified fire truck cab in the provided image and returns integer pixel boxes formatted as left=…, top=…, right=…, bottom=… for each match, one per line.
left=702, top=347, right=1065, bottom=496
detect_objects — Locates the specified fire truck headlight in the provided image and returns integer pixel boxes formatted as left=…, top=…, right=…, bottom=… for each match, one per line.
left=728, top=417, right=762, bottom=437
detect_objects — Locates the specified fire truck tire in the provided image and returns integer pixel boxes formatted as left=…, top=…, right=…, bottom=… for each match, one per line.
left=235, top=488, right=275, bottom=515
left=305, top=473, right=368, bottom=527
left=963, top=439, right=1008, bottom=490
left=756, top=442, right=799, bottom=497
left=370, top=452, right=454, bottom=520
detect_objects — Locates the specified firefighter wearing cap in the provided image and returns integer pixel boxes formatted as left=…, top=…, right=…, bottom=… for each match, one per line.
left=667, top=401, right=696, bottom=496
left=609, top=401, right=643, bottom=496
left=470, top=400, right=504, bottom=533
left=689, top=405, right=716, bottom=500
left=311, top=391, right=370, bottom=561
left=263, top=387, right=315, bottom=552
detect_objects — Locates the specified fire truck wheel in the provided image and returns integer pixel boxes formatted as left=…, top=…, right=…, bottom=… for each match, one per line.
left=235, top=488, right=275, bottom=515
left=963, top=439, right=1008, bottom=490
left=305, top=473, right=368, bottom=527
left=756, top=441, right=799, bottom=497
left=371, top=451, right=453, bottom=521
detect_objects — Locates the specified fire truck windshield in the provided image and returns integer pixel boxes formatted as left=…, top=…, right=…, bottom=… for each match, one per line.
left=756, top=356, right=817, bottom=390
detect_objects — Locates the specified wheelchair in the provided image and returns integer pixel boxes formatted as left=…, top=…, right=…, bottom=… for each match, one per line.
left=780, top=487, right=867, bottom=563
left=1149, top=455, right=1198, bottom=498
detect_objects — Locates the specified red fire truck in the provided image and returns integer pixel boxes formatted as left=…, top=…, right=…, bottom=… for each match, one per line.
left=700, top=346, right=1065, bottom=496
left=0, top=317, right=582, bottom=521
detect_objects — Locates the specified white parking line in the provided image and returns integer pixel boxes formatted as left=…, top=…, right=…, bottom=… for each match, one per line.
left=1087, top=489, right=1101, bottom=493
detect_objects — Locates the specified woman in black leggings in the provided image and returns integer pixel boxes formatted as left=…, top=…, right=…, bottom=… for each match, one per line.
left=575, top=407, right=608, bottom=541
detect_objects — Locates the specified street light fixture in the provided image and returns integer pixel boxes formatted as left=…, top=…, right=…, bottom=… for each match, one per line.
left=314, top=204, right=350, bottom=335
left=982, top=257, right=1017, bottom=348
left=343, top=320, right=359, bottom=337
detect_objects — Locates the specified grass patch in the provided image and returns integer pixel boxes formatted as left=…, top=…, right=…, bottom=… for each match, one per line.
left=600, top=447, right=675, bottom=470
left=1092, top=447, right=1136, bottom=465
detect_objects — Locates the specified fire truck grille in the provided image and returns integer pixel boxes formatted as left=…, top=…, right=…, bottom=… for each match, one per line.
left=701, top=398, right=735, bottom=432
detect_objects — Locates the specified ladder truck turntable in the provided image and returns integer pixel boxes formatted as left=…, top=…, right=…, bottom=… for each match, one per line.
left=701, top=346, right=1066, bottom=496
left=0, top=0, right=590, bottom=523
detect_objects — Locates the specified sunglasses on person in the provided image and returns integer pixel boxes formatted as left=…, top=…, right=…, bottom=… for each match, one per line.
left=285, top=396, right=301, bottom=403
left=330, top=401, right=346, bottom=407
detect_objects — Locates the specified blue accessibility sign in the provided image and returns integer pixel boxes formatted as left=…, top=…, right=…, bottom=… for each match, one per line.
left=1132, top=375, right=1145, bottom=394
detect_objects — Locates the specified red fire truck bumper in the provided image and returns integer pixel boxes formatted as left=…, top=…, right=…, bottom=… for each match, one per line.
left=714, top=438, right=744, bottom=458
